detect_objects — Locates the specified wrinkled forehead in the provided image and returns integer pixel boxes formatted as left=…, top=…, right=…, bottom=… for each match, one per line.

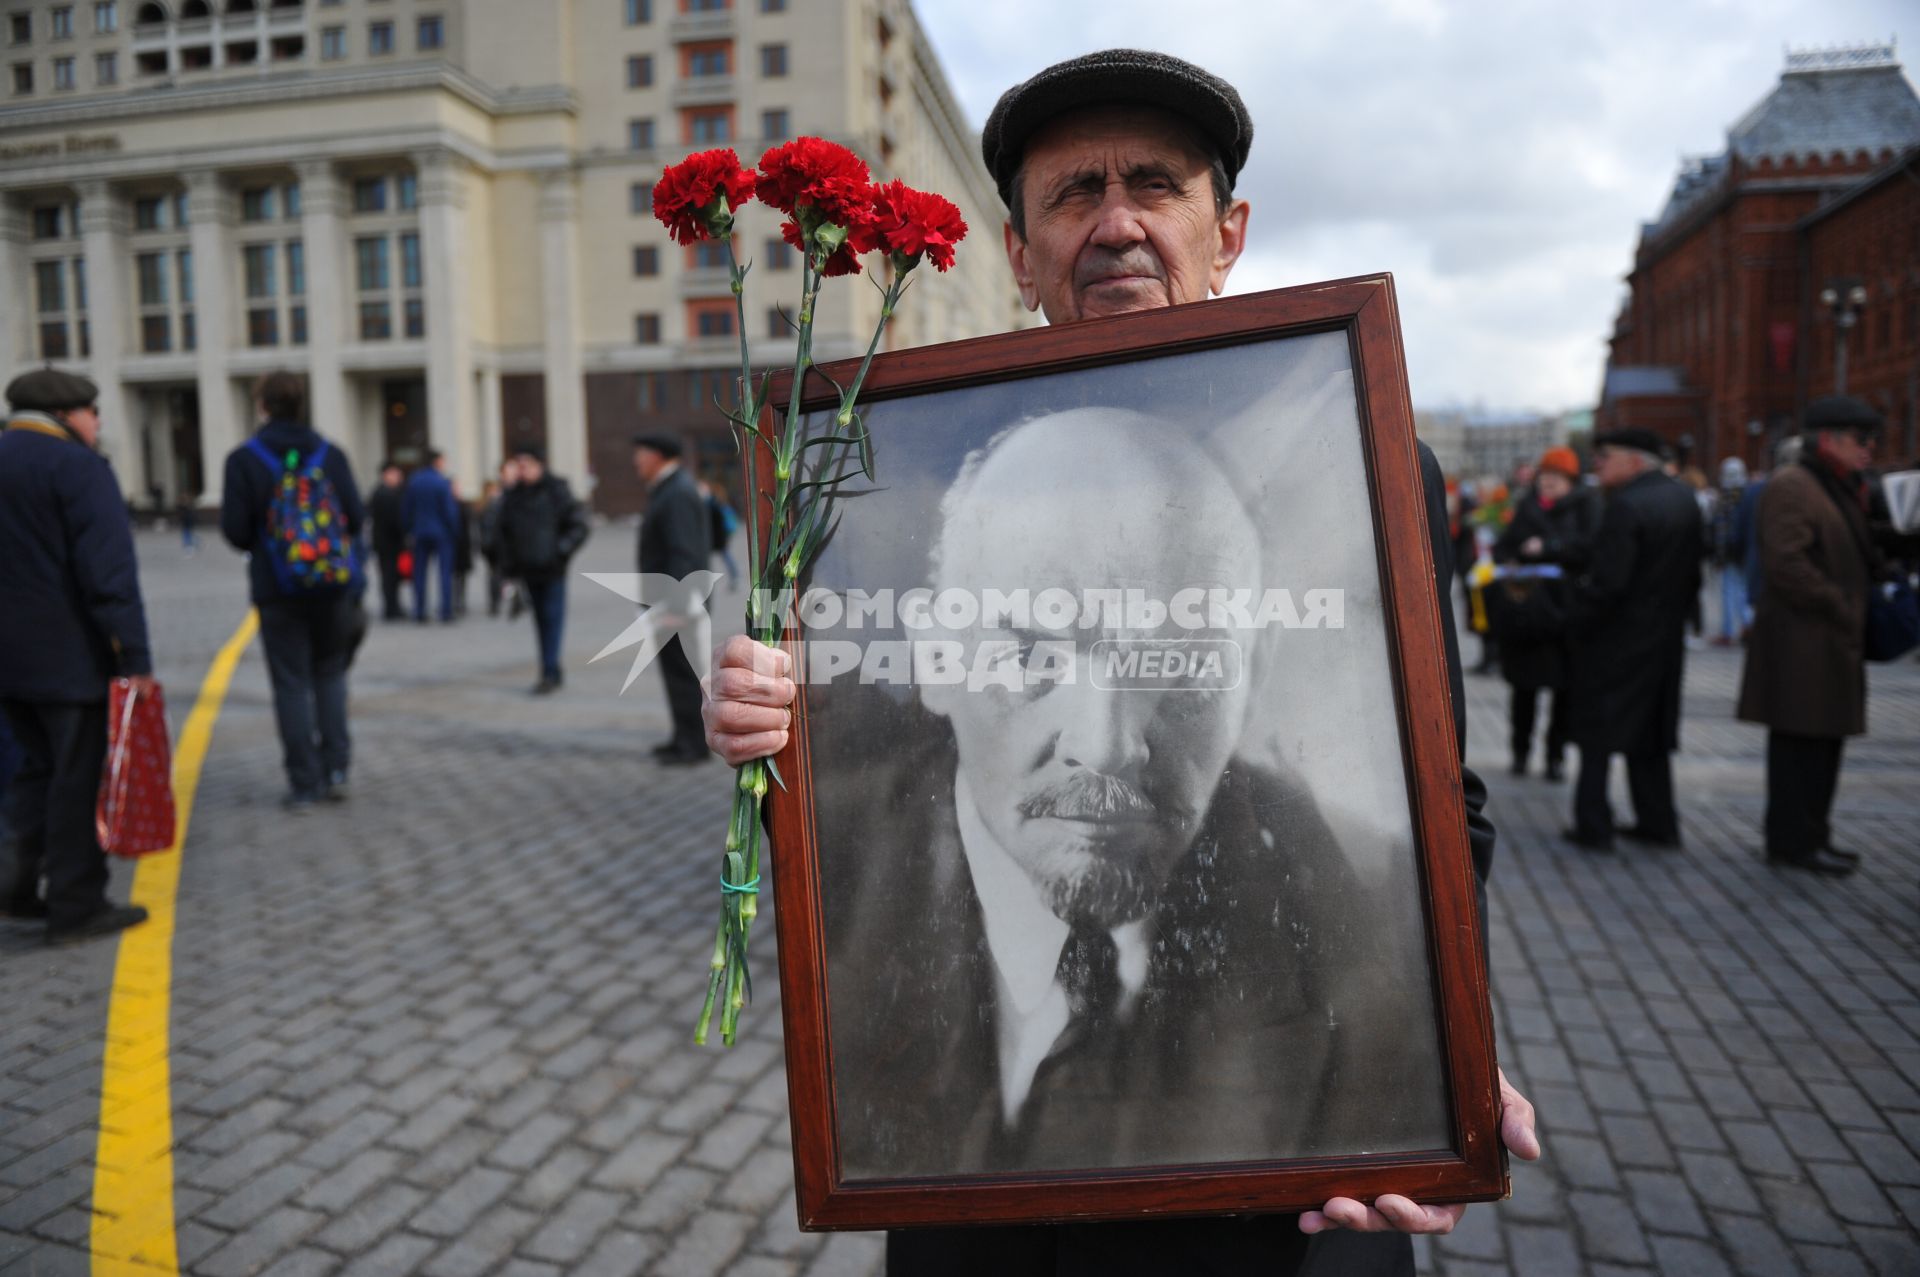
left=1018, top=103, right=1219, bottom=183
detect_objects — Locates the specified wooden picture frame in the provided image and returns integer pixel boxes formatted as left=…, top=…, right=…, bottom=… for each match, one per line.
left=750, top=275, right=1505, bottom=1231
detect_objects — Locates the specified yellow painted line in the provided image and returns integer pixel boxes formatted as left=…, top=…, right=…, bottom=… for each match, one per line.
left=91, top=610, right=259, bottom=1276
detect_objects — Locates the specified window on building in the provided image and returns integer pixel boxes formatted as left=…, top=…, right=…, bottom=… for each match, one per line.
left=626, top=53, right=651, bottom=87
left=628, top=117, right=654, bottom=150
left=319, top=26, right=344, bottom=58
left=7, top=13, right=26, bottom=43
left=759, top=44, right=786, bottom=77
left=135, top=50, right=165, bottom=75
left=134, top=195, right=166, bottom=230
left=247, top=307, right=279, bottom=347
left=399, top=231, right=421, bottom=288
left=52, top=56, right=74, bottom=89
left=94, top=2, right=116, bottom=33
left=403, top=297, right=424, bottom=338
left=395, top=172, right=416, bottom=210
left=761, top=0, right=786, bottom=11
left=359, top=300, right=390, bottom=340
left=288, top=304, right=305, bottom=346
left=51, top=7, right=73, bottom=40
left=687, top=0, right=728, bottom=11
left=692, top=240, right=727, bottom=269
left=633, top=245, right=658, bottom=276
left=176, top=248, right=193, bottom=303
left=283, top=182, right=300, bottom=218
left=12, top=62, right=32, bottom=95
left=765, top=235, right=792, bottom=270
left=242, top=243, right=276, bottom=299
left=766, top=305, right=787, bottom=338
left=182, top=0, right=212, bottom=16
left=696, top=308, right=734, bottom=338
left=32, top=207, right=63, bottom=239
left=95, top=51, right=116, bottom=83
left=181, top=44, right=215, bottom=69
left=417, top=15, right=443, bottom=50
left=141, top=314, right=170, bottom=353
left=630, top=181, right=653, bottom=215
left=241, top=187, right=275, bottom=222
left=760, top=108, right=788, bottom=140
left=136, top=252, right=168, bottom=306
left=352, top=176, right=387, bottom=213
left=181, top=310, right=196, bottom=351
left=35, top=260, right=65, bottom=314
left=624, top=0, right=650, bottom=24
left=269, top=34, right=304, bottom=61
left=71, top=256, right=85, bottom=310
left=635, top=312, right=661, bottom=345
left=686, top=45, right=728, bottom=77
left=367, top=20, right=392, bottom=55
left=685, top=108, right=730, bottom=144
left=285, top=240, right=305, bottom=296
left=172, top=191, right=188, bottom=226
left=355, top=236, right=390, bottom=292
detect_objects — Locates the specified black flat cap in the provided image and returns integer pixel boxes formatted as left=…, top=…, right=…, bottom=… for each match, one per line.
left=6, top=367, right=98, bottom=413
left=631, top=432, right=682, bottom=459
left=1804, top=395, right=1883, bottom=435
left=1592, top=428, right=1670, bottom=459
left=982, top=49, right=1253, bottom=210
left=509, top=441, right=545, bottom=463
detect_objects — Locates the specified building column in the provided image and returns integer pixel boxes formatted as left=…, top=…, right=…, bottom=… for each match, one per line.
left=417, top=149, right=479, bottom=492
left=296, top=159, right=348, bottom=447
left=185, top=170, right=243, bottom=480
left=538, top=169, right=589, bottom=495
left=477, top=364, right=502, bottom=478
left=76, top=180, right=135, bottom=491
left=0, top=196, right=27, bottom=375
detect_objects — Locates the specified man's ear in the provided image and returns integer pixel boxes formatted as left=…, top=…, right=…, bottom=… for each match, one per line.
left=1210, top=198, right=1251, bottom=296
left=1003, top=220, right=1041, bottom=312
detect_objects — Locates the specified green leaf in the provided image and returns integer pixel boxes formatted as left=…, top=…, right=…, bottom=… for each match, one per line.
left=765, top=756, right=787, bottom=791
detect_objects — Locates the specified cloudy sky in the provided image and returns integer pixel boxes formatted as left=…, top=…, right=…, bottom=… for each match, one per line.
left=914, top=0, right=1913, bottom=414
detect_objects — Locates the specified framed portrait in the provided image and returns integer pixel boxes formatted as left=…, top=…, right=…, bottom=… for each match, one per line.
left=754, top=275, right=1506, bottom=1230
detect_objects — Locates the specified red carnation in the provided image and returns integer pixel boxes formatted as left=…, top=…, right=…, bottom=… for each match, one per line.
left=756, top=139, right=871, bottom=224
left=853, top=180, right=969, bottom=272
left=653, top=149, right=757, bottom=246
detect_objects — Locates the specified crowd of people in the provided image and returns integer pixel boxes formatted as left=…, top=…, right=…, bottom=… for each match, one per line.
left=1457, top=398, right=1919, bottom=876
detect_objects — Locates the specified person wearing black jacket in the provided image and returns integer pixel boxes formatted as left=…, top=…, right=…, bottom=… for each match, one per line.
left=220, top=371, right=367, bottom=810
left=494, top=445, right=589, bottom=693
left=0, top=367, right=153, bottom=943
left=634, top=434, right=713, bottom=763
left=367, top=461, right=408, bottom=620
left=1493, top=447, right=1600, bottom=780
left=1564, top=429, right=1704, bottom=852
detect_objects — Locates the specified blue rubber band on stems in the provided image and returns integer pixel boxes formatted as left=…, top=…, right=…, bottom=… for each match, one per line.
left=721, top=875, right=762, bottom=894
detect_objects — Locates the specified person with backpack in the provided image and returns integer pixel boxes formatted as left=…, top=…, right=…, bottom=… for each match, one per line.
left=494, top=444, right=589, bottom=694
left=219, top=371, right=367, bottom=811
left=402, top=449, right=461, bottom=624
left=703, top=479, right=740, bottom=590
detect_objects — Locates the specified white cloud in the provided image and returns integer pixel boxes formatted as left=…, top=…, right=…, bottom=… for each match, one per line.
left=913, top=0, right=1915, bottom=410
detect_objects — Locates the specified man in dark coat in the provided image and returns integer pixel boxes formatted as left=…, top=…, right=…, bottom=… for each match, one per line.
left=1493, top=447, right=1599, bottom=780
left=494, top=445, right=588, bottom=693
left=634, top=433, right=713, bottom=763
left=1564, top=429, right=1704, bottom=851
left=220, top=371, right=367, bottom=809
left=402, top=450, right=461, bottom=623
left=367, top=461, right=408, bottom=620
left=1737, top=397, right=1882, bottom=876
left=0, top=368, right=153, bottom=943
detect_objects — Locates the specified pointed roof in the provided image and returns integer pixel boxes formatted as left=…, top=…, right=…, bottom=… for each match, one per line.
left=1729, top=46, right=1920, bottom=164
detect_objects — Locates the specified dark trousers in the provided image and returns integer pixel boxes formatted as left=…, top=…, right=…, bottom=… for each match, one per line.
left=1765, top=732, right=1845, bottom=858
left=376, top=550, right=405, bottom=619
left=0, top=699, right=110, bottom=926
left=258, top=595, right=354, bottom=798
left=1510, top=685, right=1570, bottom=769
left=1573, top=743, right=1678, bottom=843
left=887, top=1221, right=1410, bottom=1277
left=659, top=636, right=708, bottom=755
left=412, top=534, right=455, bottom=621
left=525, top=577, right=566, bottom=681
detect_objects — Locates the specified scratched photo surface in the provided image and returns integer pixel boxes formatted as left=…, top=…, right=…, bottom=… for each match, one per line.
left=798, top=332, right=1451, bottom=1179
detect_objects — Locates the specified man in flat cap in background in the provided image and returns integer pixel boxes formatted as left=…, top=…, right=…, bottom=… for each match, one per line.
left=1737, top=396, right=1885, bottom=877
left=0, top=368, right=154, bottom=944
left=635, top=433, right=714, bottom=764
left=703, top=49, right=1539, bottom=1274
left=1564, top=429, right=1704, bottom=854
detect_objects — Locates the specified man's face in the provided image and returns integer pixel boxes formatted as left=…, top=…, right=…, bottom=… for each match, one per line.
left=1003, top=106, right=1249, bottom=324
left=1817, top=428, right=1876, bottom=474
left=382, top=467, right=403, bottom=488
left=1536, top=470, right=1573, bottom=502
left=516, top=455, right=544, bottom=483
left=59, top=405, right=101, bottom=448
left=924, top=416, right=1259, bottom=928
left=1594, top=447, right=1642, bottom=490
left=634, top=447, right=665, bottom=484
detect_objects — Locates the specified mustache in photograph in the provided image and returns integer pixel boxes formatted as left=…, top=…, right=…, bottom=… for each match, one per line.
left=1019, top=770, right=1181, bottom=823
left=1073, top=245, right=1166, bottom=291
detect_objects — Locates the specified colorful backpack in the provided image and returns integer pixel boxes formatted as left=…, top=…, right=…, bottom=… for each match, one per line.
left=245, top=438, right=363, bottom=595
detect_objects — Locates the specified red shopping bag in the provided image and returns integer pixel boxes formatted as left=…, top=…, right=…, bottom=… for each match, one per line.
left=398, top=550, right=414, bottom=581
left=96, top=678, right=178, bottom=857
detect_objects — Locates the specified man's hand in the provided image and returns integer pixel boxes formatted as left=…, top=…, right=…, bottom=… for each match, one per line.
left=125, top=675, right=159, bottom=698
left=1520, top=535, right=1545, bottom=559
left=702, top=635, right=796, bottom=766
left=1299, top=1068, right=1539, bottom=1236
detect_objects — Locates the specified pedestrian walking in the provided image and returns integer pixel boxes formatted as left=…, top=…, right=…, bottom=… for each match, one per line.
left=368, top=460, right=408, bottom=621
left=452, top=479, right=475, bottom=619
left=1563, top=429, right=1704, bottom=852
left=402, top=449, right=460, bottom=624
left=478, top=468, right=512, bottom=617
left=1709, top=456, right=1751, bottom=644
left=219, top=371, right=367, bottom=811
left=1738, top=396, right=1884, bottom=876
left=1493, top=447, right=1598, bottom=780
left=0, top=367, right=153, bottom=942
left=495, top=445, right=588, bottom=693
left=178, top=490, right=200, bottom=555
left=634, top=434, right=712, bottom=764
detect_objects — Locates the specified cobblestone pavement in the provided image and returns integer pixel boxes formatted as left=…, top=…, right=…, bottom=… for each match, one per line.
left=2, top=529, right=1918, bottom=1276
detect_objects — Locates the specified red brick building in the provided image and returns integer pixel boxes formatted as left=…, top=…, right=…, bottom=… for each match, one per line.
left=1597, top=45, right=1920, bottom=468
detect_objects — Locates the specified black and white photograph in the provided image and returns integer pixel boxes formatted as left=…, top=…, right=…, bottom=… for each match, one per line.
left=793, top=330, right=1456, bottom=1180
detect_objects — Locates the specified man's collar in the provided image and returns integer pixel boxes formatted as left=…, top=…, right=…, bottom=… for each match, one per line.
left=4, top=411, right=84, bottom=446
left=647, top=460, right=683, bottom=492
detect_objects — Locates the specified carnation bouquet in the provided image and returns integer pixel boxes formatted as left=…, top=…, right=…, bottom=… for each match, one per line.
left=651, top=140, right=968, bottom=1046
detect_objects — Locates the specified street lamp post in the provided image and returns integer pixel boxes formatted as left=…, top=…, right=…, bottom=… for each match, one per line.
left=1819, top=280, right=1868, bottom=394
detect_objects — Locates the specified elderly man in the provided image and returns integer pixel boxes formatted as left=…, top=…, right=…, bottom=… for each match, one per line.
left=706, top=49, right=1536, bottom=1274
left=0, top=368, right=153, bottom=943
left=1564, top=429, right=1704, bottom=852
left=1738, top=397, right=1883, bottom=876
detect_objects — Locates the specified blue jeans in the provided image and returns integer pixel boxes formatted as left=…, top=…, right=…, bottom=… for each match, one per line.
left=1718, top=566, right=1750, bottom=640
left=412, top=534, right=455, bottom=621
left=526, top=577, right=566, bottom=681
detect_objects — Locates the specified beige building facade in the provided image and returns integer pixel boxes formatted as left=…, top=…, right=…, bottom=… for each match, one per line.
left=0, top=0, right=1026, bottom=512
